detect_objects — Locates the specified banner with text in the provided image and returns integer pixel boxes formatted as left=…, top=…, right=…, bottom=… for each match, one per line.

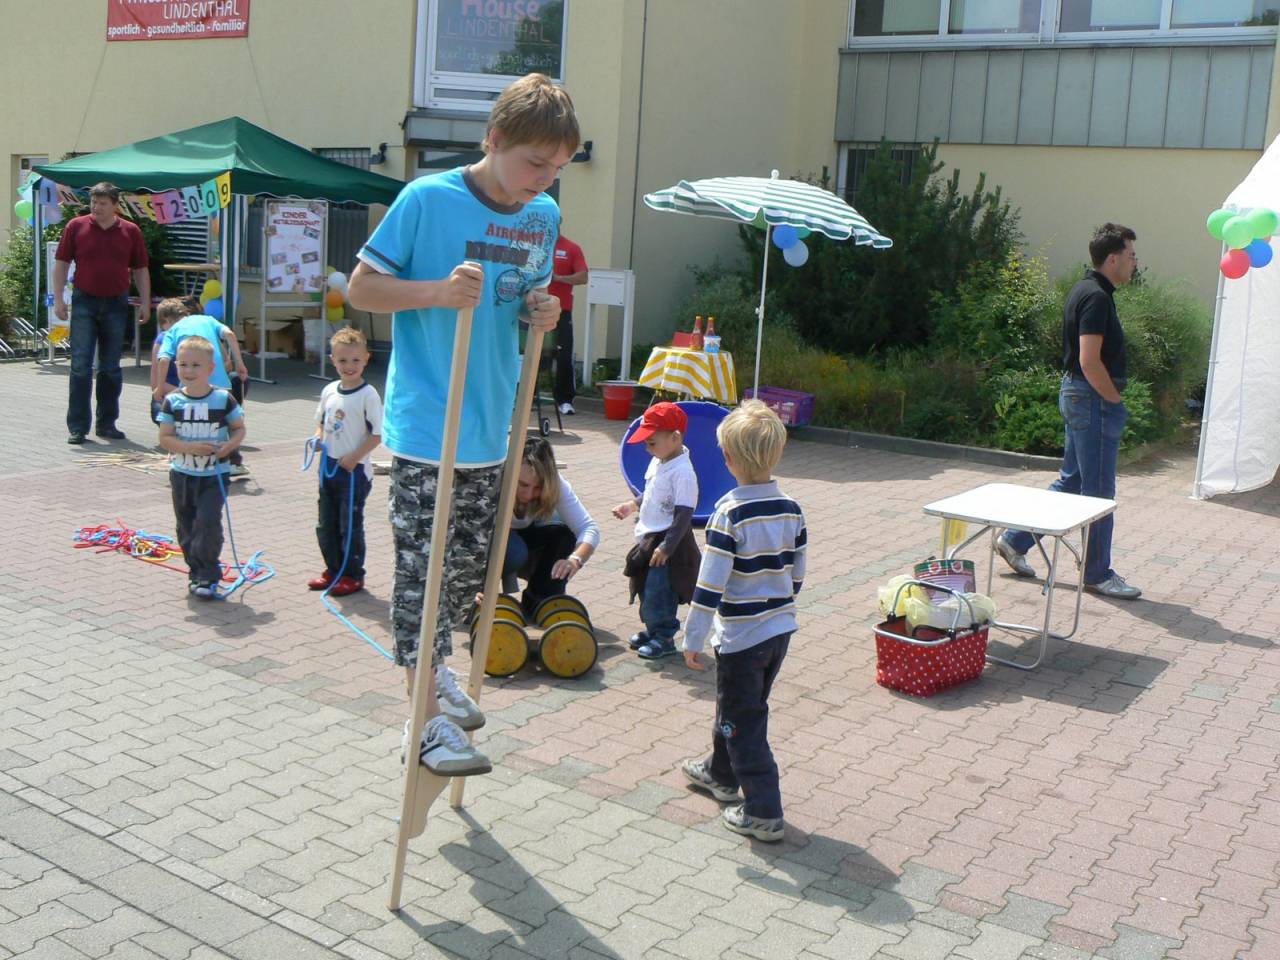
left=265, top=201, right=327, bottom=297
left=107, top=0, right=251, bottom=42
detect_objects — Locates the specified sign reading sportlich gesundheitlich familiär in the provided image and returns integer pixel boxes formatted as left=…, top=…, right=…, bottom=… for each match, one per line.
left=106, top=0, right=250, bottom=42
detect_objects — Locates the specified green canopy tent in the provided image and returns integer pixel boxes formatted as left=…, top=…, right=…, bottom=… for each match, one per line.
left=32, top=116, right=405, bottom=375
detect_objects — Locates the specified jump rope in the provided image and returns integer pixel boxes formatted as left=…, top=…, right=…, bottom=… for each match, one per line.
left=302, top=437, right=394, bottom=661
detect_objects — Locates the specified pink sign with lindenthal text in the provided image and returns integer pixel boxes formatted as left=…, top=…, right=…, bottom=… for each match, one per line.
left=106, top=0, right=250, bottom=42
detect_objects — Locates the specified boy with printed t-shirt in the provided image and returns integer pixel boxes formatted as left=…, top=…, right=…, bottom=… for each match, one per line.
left=348, top=72, right=578, bottom=777
left=156, top=335, right=245, bottom=601
left=310, top=326, right=383, bottom=598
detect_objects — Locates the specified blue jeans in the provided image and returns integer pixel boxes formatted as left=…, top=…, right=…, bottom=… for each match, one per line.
left=639, top=562, right=680, bottom=642
left=1006, top=377, right=1126, bottom=584
left=707, top=632, right=791, bottom=820
left=67, top=291, right=130, bottom=435
left=317, top=468, right=372, bottom=580
left=503, top=522, right=576, bottom=614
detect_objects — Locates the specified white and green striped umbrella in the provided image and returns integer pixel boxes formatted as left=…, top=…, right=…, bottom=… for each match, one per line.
left=643, top=173, right=892, bottom=247
left=643, top=170, right=892, bottom=396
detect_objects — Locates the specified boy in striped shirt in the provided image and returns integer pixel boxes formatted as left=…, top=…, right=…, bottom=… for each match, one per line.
left=680, top=400, right=807, bottom=842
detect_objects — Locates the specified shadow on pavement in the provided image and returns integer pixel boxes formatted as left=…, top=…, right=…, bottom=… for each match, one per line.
left=1116, top=597, right=1274, bottom=649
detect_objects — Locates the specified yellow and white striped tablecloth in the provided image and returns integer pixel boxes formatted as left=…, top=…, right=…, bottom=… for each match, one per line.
left=637, top=347, right=737, bottom=404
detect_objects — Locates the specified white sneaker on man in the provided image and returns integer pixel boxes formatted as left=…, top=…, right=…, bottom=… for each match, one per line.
left=1086, top=573, right=1142, bottom=600
left=557, top=402, right=575, bottom=415
left=400, top=716, right=492, bottom=776
left=995, top=533, right=1036, bottom=578
left=435, top=665, right=485, bottom=731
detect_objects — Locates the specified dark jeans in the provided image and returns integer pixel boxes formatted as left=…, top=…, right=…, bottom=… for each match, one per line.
left=67, top=291, right=130, bottom=435
left=171, top=472, right=225, bottom=585
left=1006, top=376, right=1127, bottom=584
left=317, top=468, right=372, bottom=580
left=639, top=562, right=680, bottom=643
left=503, top=521, right=576, bottom=614
left=706, top=632, right=791, bottom=820
left=553, top=309, right=575, bottom=405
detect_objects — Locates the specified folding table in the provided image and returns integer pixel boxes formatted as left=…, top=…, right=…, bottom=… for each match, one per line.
left=922, top=483, right=1116, bottom=670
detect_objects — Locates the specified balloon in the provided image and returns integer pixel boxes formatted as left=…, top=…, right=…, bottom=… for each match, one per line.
left=205, top=297, right=225, bottom=320
left=1221, top=249, right=1251, bottom=279
left=202, top=279, right=222, bottom=300
left=1246, top=207, right=1279, bottom=240
left=771, top=224, right=798, bottom=250
left=199, top=292, right=213, bottom=307
left=13, top=199, right=32, bottom=219
left=43, top=204, right=62, bottom=225
left=1222, top=216, right=1253, bottom=250
left=795, top=227, right=811, bottom=239
left=324, top=289, right=344, bottom=308
left=326, top=304, right=345, bottom=321
left=1247, top=238, right=1273, bottom=268
left=1206, top=208, right=1234, bottom=240
left=326, top=271, right=348, bottom=293
left=783, top=239, right=809, bottom=267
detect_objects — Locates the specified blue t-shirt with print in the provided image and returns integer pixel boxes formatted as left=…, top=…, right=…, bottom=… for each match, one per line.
left=157, top=388, right=243, bottom=477
left=159, top=315, right=232, bottom=389
left=357, top=166, right=558, bottom=466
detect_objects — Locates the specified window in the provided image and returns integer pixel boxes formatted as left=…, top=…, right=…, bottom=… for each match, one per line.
left=950, top=0, right=1043, bottom=33
left=841, top=143, right=919, bottom=204
left=316, top=148, right=373, bottom=275
left=1172, top=0, right=1278, bottom=27
left=417, top=0, right=568, bottom=111
left=1059, top=0, right=1160, bottom=32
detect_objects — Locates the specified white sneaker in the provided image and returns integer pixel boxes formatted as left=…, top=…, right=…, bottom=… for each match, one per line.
left=435, top=665, right=485, bottom=731
left=557, top=402, right=575, bottom=415
left=409, top=715, right=491, bottom=776
left=228, top=463, right=250, bottom=477
left=995, top=534, right=1036, bottom=578
left=1086, top=573, right=1142, bottom=600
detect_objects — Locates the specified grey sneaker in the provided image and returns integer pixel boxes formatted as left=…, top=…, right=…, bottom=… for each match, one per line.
left=401, top=716, right=492, bottom=776
left=435, top=665, right=485, bottom=731
left=1086, top=573, right=1142, bottom=600
left=228, top=463, right=250, bottom=478
left=681, top=759, right=739, bottom=802
left=995, top=534, right=1036, bottom=578
left=722, top=804, right=784, bottom=842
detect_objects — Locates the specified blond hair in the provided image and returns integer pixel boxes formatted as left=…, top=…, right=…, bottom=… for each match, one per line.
left=717, top=400, right=787, bottom=479
left=176, top=335, right=215, bottom=360
left=157, top=298, right=189, bottom=324
left=329, top=325, right=367, bottom=349
left=519, top=437, right=561, bottom=521
left=483, top=73, right=580, bottom=155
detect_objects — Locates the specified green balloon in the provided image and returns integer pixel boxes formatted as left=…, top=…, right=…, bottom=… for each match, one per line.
left=13, top=199, right=32, bottom=219
left=1206, top=208, right=1234, bottom=240
left=795, top=227, right=812, bottom=239
left=1246, top=207, right=1278, bottom=239
left=1223, top=216, right=1254, bottom=249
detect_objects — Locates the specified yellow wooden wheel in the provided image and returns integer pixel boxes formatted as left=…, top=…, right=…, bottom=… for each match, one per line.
left=471, top=593, right=526, bottom=627
left=533, top=594, right=590, bottom=629
left=537, top=621, right=598, bottom=678
left=539, top=607, right=592, bottom=630
left=470, top=616, right=529, bottom=677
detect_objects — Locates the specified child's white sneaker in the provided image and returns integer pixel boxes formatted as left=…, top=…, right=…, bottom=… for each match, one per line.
left=401, top=716, right=492, bottom=776
left=435, top=665, right=485, bottom=731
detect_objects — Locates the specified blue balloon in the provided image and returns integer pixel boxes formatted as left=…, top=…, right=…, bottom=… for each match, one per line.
left=1247, top=238, right=1273, bottom=268
left=783, top=239, right=809, bottom=267
left=205, top=297, right=224, bottom=320
left=771, top=224, right=799, bottom=250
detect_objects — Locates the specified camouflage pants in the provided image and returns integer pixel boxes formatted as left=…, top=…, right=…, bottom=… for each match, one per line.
left=388, top=457, right=504, bottom=668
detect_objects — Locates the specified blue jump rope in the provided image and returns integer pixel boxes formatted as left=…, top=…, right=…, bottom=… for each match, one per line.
left=302, top=438, right=393, bottom=660
left=212, top=469, right=275, bottom=599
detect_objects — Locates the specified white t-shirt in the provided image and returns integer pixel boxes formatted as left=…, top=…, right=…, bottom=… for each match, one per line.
left=512, top=476, right=600, bottom=549
left=316, top=381, right=384, bottom=480
left=634, top=448, right=698, bottom=540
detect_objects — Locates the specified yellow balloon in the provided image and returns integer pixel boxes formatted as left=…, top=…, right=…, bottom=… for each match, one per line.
left=199, top=293, right=213, bottom=307
left=202, top=279, right=222, bottom=299
left=326, top=304, right=345, bottom=321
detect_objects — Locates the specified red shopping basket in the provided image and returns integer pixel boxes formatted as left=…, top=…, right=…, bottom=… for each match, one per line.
left=873, top=580, right=989, bottom=697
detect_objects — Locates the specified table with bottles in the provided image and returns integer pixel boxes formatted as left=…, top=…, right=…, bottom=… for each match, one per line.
left=637, top=344, right=737, bottom=404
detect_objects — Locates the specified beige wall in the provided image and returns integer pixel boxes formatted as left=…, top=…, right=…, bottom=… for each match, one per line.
left=936, top=144, right=1261, bottom=306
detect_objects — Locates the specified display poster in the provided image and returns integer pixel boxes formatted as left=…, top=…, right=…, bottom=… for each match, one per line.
left=107, top=0, right=251, bottom=42
left=433, top=0, right=565, bottom=77
left=265, top=201, right=326, bottom=297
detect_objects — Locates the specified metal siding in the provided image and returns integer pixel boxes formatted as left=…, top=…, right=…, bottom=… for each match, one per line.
left=1245, top=46, right=1274, bottom=149
left=1089, top=49, right=1133, bottom=147
left=983, top=51, right=1023, bottom=144
left=1204, top=48, right=1252, bottom=149
left=1052, top=50, right=1094, bottom=146
left=1126, top=48, right=1172, bottom=147
left=917, top=52, right=955, bottom=141
left=950, top=51, right=990, bottom=143
left=1017, top=51, right=1058, bottom=144
left=885, top=53, right=924, bottom=142
left=852, top=53, right=891, bottom=141
left=1165, top=48, right=1211, bottom=147
left=835, top=54, right=860, bottom=141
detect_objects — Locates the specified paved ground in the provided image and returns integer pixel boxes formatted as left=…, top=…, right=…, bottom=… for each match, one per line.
left=3, top=355, right=1280, bottom=959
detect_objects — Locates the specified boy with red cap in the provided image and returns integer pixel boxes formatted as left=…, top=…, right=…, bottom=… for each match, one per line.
left=613, top=401, right=701, bottom=659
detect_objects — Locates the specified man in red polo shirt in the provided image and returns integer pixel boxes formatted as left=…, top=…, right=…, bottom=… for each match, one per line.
left=547, top=228, right=588, bottom=415
left=54, top=182, right=150, bottom=444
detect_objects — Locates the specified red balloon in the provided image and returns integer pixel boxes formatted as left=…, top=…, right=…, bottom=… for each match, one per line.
left=1221, top=249, right=1251, bottom=279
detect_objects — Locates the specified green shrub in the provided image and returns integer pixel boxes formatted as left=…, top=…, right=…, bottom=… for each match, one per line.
left=991, top=367, right=1063, bottom=456
left=1114, top=279, right=1211, bottom=425
left=1120, top=379, right=1160, bottom=449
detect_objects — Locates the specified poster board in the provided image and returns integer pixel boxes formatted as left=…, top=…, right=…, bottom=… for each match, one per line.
left=265, top=200, right=326, bottom=297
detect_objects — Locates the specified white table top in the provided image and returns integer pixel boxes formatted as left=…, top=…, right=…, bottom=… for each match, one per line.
left=923, top=483, right=1116, bottom=536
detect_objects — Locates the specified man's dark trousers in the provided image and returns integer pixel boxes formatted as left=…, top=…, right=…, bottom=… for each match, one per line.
left=67, top=291, right=129, bottom=435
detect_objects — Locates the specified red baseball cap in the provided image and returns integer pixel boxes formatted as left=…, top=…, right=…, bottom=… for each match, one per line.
left=627, top=401, right=688, bottom=443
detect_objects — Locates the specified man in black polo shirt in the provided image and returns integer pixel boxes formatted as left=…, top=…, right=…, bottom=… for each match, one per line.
left=996, top=223, right=1142, bottom=600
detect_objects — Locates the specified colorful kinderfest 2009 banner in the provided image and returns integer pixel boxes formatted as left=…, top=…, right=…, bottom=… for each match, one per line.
left=107, top=0, right=250, bottom=42
left=265, top=201, right=326, bottom=297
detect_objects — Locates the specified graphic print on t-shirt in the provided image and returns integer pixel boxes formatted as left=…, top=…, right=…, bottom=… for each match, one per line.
left=159, top=389, right=241, bottom=477
left=466, top=209, right=557, bottom=304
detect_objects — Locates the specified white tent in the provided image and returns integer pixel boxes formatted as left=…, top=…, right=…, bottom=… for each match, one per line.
left=1193, top=137, right=1280, bottom=499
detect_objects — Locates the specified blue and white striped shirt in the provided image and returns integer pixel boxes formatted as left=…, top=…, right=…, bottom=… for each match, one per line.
left=683, top=481, right=807, bottom=655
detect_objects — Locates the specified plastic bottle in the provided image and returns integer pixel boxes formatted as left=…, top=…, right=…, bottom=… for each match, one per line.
left=690, top=315, right=704, bottom=351
left=703, top=316, right=720, bottom=353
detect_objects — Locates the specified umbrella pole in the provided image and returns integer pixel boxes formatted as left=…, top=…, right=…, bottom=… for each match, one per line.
left=753, top=224, right=771, bottom=398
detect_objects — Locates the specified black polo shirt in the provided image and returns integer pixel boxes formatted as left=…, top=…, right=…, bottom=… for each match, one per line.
left=1062, top=269, right=1126, bottom=382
